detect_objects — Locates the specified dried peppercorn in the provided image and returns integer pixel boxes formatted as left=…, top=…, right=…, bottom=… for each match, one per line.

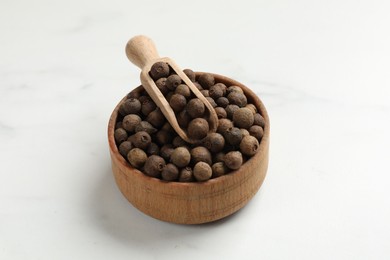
left=191, top=146, right=212, bottom=165
left=224, top=151, right=243, bottom=170
left=119, top=141, right=133, bottom=157
left=216, top=97, right=229, bottom=108
left=144, top=155, right=166, bottom=177
left=119, top=98, right=141, bottom=116
left=249, top=125, right=264, bottom=141
left=227, top=92, right=247, bottom=107
left=209, top=84, right=224, bottom=100
left=177, top=110, right=191, bottom=128
left=169, top=94, right=187, bottom=113
left=202, top=133, right=225, bottom=153
left=193, top=162, right=212, bottom=181
left=187, top=98, right=205, bottom=118
left=175, top=84, right=191, bottom=98
left=134, top=121, right=157, bottom=134
left=183, top=69, right=196, bottom=82
left=215, top=107, right=227, bottom=119
left=171, top=147, right=191, bottom=167
left=166, top=74, right=182, bottom=90
left=179, top=167, right=193, bottom=182
left=233, top=107, right=254, bottom=129
left=150, top=62, right=170, bottom=80
left=127, top=148, right=147, bottom=168
left=225, top=104, right=240, bottom=119
left=162, top=163, right=179, bottom=181
left=155, top=77, right=169, bottom=95
left=146, top=108, right=165, bottom=128
left=217, top=118, right=234, bottom=136
left=188, top=118, right=209, bottom=140
left=224, top=127, right=243, bottom=146
left=212, top=162, right=229, bottom=178
left=141, top=98, right=157, bottom=116
left=146, top=142, right=160, bottom=155
left=160, top=144, right=174, bottom=161
left=253, top=113, right=265, bottom=127
left=198, top=73, right=215, bottom=89
left=131, top=131, right=152, bottom=150
left=155, top=130, right=173, bottom=145
left=240, top=135, right=259, bottom=156
left=122, top=114, right=141, bottom=133
left=114, top=128, right=128, bottom=144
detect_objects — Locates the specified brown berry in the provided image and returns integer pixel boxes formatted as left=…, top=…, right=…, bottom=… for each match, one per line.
left=166, top=74, right=182, bottom=90
left=245, top=104, right=257, bottom=115
left=162, top=163, right=179, bottom=181
left=155, top=77, right=169, bottom=95
left=177, top=110, right=191, bottom=128
left=131, top=131, right=152, bottom=150
left=191, top=146, right=212, bottom=165
left=224, top=127, right=242, bottom=146
left=213, top=152, right=226, bottom=163
left=198, top=73, right=215, bottom=89
left=227, top=85, right=244, bottom=95
left=205, top=97, right=217, bottom=108
left=171, top=147, right=191, bottom=167
left=215, top=107, right=227, bottom=119
left=214, top=83, right=227, bottom=96
left=202, top=133, right=225, bottom=153
left=179, top=167, right=194, bottom=182
left=187, top=98, right=205, bottom=118
left=193, top=162, right=212, bottom=181
left=114, top=128, right=128, bottom=144
left=183, top=69, right=196, bottom=82
left=212, top=162, right=229, bottom=178
left=155, top=130, right=173, bottom=145
left=141, top=98, right=156, bottom=116
left=225, top=104, right=240, bottom=119
left=169, top=94, right=187, bottom=112
left=146, top=142, right=160, bottom=155
left=127, top=148, right=147, bottom=168
left=200, top=89, right=209, bottom=97
left=216, top=97, right=229, bottom=108
left=194, top=82, right=203, bottom=90
left=227, top=92, right=247, bottom=107
left=150, top=62, right=170, bottom=80
left=240, top=128, right=250, bottom=137
left=135, top=121, right=157, bottom=134
left=127, top=90, right=141, bottom=99
left=249, top=125, right=264, bottom=141
left=253, top=113, right=265, bottom=127
left=146, top=108, right=166, bottom=128
left=233, top=108, right=254, bottom=129
left=160, top=144, right=174, bottom=161
left=209, top=84, right=224, bottom=99
left=119, top=141, right=133, bottom=157
left=175, top=84, right=191, bottom=98
left=217, top=118, right=233, bottom=136
left=122, top=114, right=141, bottom=133
left=172, top=136, right=187, bottom=148
left=115, top=121, right=123, bottom=129
left=119, top=98, right=141, bottom=116
left=144, top=155, right=166, bottom=177
left=224, top=151, right=243, bottom=170
left=188, top=118, right=209, bottom=140
left=161, top=122, right=174, bottom=133
left=240, top=135, right=259, bottom=156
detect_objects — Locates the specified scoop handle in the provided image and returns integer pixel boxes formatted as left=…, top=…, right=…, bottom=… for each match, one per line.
left=126, top=35, right=159, bottom=68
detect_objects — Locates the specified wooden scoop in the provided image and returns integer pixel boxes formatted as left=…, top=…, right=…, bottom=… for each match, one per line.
left=125, top=35, right=218, bottom=144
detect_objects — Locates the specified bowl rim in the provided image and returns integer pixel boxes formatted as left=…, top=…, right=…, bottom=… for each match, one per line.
left=108, top=72, right=270, bottom=187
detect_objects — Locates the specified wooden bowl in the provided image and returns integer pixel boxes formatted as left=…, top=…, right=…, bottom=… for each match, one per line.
left=108, top=73, right=270, bottom=224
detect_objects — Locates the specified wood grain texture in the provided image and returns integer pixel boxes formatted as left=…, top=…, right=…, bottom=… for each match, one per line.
left=108, top=73, right=270, bottom=224
left=125, top=35, right=218, bottom=144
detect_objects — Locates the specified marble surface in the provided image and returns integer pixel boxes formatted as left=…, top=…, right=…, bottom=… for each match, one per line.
left=1, top=0, right=390, bottom=259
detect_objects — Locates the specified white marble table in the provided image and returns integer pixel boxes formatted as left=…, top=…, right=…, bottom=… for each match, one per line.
left=1, top=1, right=389, bottom=259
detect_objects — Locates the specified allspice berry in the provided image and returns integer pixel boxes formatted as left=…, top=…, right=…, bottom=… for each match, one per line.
left=191, top=146, right=212, bottom=165
left=177, top=110, right=191, bottom=128
left=127, top=90, right=141, bottom=99
left=224, top=127, right=243, bottom=146
left=249, top=125, right=264, bottom=141
left=141, top=98, right=156, bottom=116
left=172, top=136, right=187, bottom=148
left=245, top=104, right=257, bottom=115
left=155, top=77, right=169, bottom=95
left=227, top=85, right=244, bottom=95
left=206, top=97, right=217, bottom=108
left=202, top=133, right=225, bottom=153
left=225, top=104, right=240, bottom=119
left=233, top=107, right=254, bottom=129
left=119, top=98, right=141, bottom=116
left=160, top=144, right=174, bottom=161
left=227, top=92, right=247, bottom=107
left=183, top=69, right=196, bottom=82
left=224, top=151, right=243, bottom=170
left=161, top=122, right=174, bottom=133
left=200, top=89, right=209, bottom=97
left=146, top=108, right=165, bottom=128
left=171, top=147, right=191, bottom=167
left=213, top=152, right=226, bottom=163
left=122, top=114, right=141, bottom=133
left=217, top=118, right=234, bottom=136
left=187, top=98, right=205, bottom=118
left=114, top=128, right=128, bottom=144
left=198, top=73, right=215, bottom=89
left=169, top=94, right=187, bottom=112
left=179, top=167, right=193, bottom=182
left=188, top=118, right=209, bottom=140
left=135, top=121, right=157, bottom=134
left=215, top=107, right=227, bottom=119
left=253, top=113, right=265, bottom=127
left=194, top=82, right=203, bottom=90
left=119, top=141, right=133, bottom=157
left=155, top=130, right=173, bottom=145
left=166, top=74, right=182, bottom=90
left=150, top=62, right=170, bottom=80
left=131, top=131, right=152, bottom=150
left=216, top=97, right=229, bottom=108
left=144, top=155, right=166, bottom=177
left=162, top=163, right=179, bottom=181
left=212, top=162, right=229, bottom=178
left=209, top=84, right=224, bottom=100
left=193, top=162, right=212, bottom=181
left=146, top=142, right=160, bottom=155
left=127, top=148, right=147, bottom=168
left=240, top=128, right=250, bottom=137
left=214, top=83, right=227, bottom=96
left=240, top=135, right=259, bottom=156
left=175, top=84, right=191, bottom=98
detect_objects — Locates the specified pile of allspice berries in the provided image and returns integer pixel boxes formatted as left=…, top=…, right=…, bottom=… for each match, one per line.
left=114, top=62, right=265, bottom=182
